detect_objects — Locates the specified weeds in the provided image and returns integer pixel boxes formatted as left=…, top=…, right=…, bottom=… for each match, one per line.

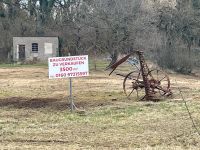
left=0, top=62, right=200, bottom=149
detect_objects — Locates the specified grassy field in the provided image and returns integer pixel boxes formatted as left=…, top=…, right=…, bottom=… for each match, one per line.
left=0, top=61, right=200, bottom=149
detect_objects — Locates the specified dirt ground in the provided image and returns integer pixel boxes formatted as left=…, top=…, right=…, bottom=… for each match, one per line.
left=0, top=64, right=200, bottom=149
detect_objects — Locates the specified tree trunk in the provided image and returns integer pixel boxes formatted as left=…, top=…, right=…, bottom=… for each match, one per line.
left=107, top=49, right=119, bottom=69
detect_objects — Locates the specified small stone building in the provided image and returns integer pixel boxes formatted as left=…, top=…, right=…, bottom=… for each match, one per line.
left=13, top=37, right=59, bottom=62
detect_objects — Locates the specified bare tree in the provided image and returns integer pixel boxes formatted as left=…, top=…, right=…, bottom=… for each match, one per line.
left=156, top=0, right=199, bottom=73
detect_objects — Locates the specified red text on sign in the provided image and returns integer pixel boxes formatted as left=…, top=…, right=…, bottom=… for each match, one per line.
left=60, top=67, right=73, bottom=72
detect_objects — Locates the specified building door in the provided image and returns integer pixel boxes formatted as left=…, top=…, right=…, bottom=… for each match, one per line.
left=18, top=45, right=25, bottom=61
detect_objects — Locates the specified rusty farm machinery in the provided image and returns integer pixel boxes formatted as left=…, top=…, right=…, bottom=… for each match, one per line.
left=107, top=50, right=172, bottom=101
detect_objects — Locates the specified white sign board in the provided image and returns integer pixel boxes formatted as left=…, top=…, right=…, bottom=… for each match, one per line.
left=48, top=55, right=89, bottom=79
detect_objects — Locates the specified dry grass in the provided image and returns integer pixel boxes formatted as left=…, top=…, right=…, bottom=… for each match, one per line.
left=0, top=62, right=200, bottom=149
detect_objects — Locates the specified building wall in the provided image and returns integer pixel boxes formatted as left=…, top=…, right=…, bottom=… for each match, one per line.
left=13, top=37, right=58, bottom=62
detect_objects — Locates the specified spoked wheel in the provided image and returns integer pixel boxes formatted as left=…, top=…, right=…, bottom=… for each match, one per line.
left=123, top=71, right=146, bottom=100
left=147, top=69, right=171, bottom=97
